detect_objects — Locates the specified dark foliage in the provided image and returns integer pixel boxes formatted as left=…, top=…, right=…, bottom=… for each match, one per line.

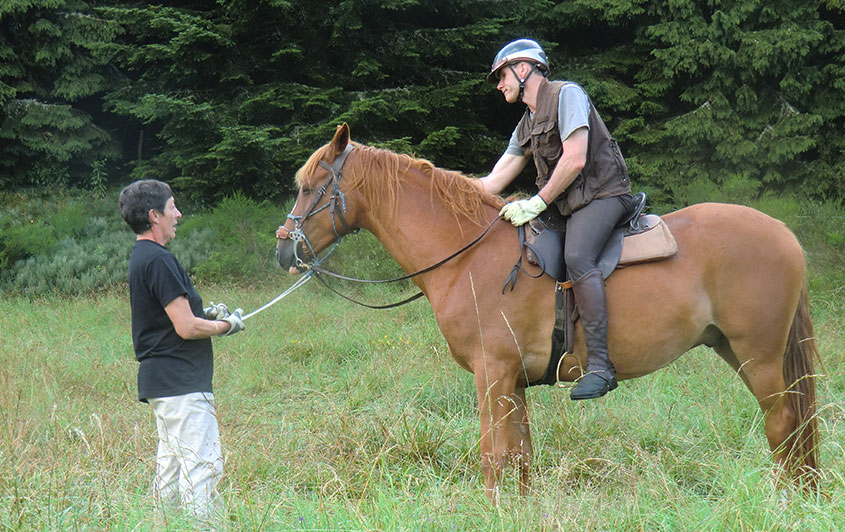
left=1, top=0, right=843, bottom=206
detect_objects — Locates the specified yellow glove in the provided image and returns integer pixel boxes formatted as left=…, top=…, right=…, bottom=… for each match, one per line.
left=499, top=195, right=547, bottom=226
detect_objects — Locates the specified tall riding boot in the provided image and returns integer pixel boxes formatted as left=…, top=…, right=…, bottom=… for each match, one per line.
left=569, top=268, right=618, bottom=400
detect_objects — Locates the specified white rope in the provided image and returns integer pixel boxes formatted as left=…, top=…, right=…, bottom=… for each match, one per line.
left=241, top=270, right=313, bottom=321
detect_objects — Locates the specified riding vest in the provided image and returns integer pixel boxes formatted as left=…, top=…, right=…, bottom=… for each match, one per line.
left=516, top=79, right=631, bottom=216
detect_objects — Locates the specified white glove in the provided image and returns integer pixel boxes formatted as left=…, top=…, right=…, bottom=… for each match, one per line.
left=219, top=308, right=245, bottom=336
left=499, top=195, right=547, bottom=226
left=203, top=301, right=230, bottom=320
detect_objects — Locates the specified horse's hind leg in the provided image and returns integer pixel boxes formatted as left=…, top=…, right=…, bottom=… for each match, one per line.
left=713, top=335, right=796, bottom=475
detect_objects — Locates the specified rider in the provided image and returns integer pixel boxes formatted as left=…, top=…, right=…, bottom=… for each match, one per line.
left=478, top=38, right=632, bottom=400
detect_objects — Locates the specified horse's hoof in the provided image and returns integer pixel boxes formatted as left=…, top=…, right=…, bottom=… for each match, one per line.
left=570, top=373, right=617, bottom=400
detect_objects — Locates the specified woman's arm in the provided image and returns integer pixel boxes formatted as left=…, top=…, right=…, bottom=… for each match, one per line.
left=165, top=296, right=230, bottom=339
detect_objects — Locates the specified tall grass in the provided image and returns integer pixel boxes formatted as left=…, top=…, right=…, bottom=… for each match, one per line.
left=1, top=275, right=842, bottom=530
left=1, top=192, right=843, bottom=529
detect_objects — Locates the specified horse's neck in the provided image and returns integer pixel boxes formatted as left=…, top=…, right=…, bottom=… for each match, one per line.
left=360, top=171, right=498, bottom=278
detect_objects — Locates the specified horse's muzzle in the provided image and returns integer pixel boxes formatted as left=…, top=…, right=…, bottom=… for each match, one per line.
left=275, top=238, right=300, bottom=273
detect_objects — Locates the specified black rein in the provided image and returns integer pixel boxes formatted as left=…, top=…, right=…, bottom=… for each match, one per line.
left=286, top=145, right=539, bottom=309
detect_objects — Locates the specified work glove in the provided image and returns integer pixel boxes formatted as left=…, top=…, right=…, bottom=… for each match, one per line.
left=499, top=195, right=547, bottom=226
left=203, top=301, right=230, bottom=320
left=219, top=308, right=245, bottom=336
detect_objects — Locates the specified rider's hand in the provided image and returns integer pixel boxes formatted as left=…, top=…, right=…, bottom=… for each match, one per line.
left=219, top=308, right=245, bottom=336
left=499, top=195, right=547, bottom=226
left=203, top=301, right=230, bottom=320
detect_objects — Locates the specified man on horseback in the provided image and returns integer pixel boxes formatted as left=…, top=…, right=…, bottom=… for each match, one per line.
left=478, top=38, right=633, bottom=400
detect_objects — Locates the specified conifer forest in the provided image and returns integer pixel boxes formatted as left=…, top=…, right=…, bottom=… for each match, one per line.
left=1, top=1, right=843, bottom=206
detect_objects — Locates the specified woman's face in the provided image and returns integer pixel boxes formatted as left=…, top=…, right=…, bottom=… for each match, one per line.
left=154, top=196, right=182, bottom=244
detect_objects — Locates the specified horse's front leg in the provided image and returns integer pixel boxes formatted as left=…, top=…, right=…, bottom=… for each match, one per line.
left=474, top=369, right=532, bottom=503
left=511, top=387, right=533, bottom=496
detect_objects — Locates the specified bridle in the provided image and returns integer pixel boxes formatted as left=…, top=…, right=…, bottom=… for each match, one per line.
left=277, top=144, right=507, bottom=309
left=278, top=143, right=357, bottom=270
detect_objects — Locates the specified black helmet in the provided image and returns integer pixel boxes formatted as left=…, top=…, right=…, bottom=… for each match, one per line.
left=487, top=38, right=549, bottom=84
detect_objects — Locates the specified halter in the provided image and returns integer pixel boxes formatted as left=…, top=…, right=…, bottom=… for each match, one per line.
left=280, top=144, right=356, bottom=269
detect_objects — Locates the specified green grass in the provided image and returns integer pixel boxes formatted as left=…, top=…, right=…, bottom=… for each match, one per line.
left=1, top=191, right=843, bottom=529
left=1, top=274, right=843, bottom=531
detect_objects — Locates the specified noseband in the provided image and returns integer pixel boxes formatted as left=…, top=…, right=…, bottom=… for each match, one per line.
left=279, top=144, right=357, bottom=268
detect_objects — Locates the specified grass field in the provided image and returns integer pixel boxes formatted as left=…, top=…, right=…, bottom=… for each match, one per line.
left=1, top=266, right=843, bottom=531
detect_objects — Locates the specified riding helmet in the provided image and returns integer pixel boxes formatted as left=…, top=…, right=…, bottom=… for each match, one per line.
left=486, top=38, right=549, bottom=83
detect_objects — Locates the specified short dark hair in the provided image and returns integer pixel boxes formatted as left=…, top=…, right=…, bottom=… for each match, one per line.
left=119, top=180, right=173, bottom=234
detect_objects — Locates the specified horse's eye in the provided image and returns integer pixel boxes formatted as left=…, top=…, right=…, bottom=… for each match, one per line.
left=302, top=188, right=312, bottom=196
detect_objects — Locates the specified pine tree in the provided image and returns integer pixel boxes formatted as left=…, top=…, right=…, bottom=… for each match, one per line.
left=99, top=0, right=527, bottom=203
left=0, top=0, right=120, bottom=188
left=2, top=0, right=842, bottom=206
left=536, top=0, right=845, bottom=206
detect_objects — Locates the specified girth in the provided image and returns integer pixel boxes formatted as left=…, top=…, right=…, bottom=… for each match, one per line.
left=528, top=279, right=575, bottom=387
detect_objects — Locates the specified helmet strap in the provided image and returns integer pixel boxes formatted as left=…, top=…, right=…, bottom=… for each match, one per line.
left=509, top=63, right=538, bottom=103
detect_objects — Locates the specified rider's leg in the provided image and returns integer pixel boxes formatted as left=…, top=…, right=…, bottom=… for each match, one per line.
left=564, top=196, right=628, bottom=400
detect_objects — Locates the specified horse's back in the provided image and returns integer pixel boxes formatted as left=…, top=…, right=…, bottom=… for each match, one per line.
left=664, top=202, right=805, bottom=298
left=601, top=202, right=806, bottom=379
left=666, top=202, right=803, bottom=263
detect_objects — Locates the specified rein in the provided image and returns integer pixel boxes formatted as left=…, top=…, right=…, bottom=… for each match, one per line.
left=279, top=144, right=505, bottom=309
left=309, top=215, right=501, bottom=309
left=310, top=216, right=500, bottom=284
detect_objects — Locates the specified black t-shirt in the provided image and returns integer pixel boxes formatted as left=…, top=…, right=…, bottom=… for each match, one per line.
left=128, top=239, right=213, bottom=402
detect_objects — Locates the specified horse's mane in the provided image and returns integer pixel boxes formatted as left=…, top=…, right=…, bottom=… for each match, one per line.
left=296, top=142, right=505, bottom=226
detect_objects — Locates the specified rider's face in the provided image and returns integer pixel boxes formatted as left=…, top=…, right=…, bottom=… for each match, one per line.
left=496, top=63, right=524, bottom=104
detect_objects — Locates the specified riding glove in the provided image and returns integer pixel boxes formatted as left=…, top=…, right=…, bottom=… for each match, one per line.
left=499, top=195, right=547, bottom=226
left=203, top=301, right=230, bottom=320
left=219, top=308, right=245, bottom=336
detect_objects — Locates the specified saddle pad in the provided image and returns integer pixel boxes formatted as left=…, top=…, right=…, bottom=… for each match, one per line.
left=619, top=214, right=678, bottom=265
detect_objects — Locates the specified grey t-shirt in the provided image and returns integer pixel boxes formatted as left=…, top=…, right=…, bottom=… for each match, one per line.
left=504, top=82, right=590, bottom=155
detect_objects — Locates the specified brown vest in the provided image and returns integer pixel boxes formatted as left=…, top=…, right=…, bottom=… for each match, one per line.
left=516, top=79, right=631, bottom=216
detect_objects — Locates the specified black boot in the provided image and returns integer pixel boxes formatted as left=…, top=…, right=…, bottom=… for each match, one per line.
left=569, top=269, right=618, bottom=400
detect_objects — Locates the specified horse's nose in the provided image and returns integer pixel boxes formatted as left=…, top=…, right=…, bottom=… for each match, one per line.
left=275, top=239, right=295, bottom=270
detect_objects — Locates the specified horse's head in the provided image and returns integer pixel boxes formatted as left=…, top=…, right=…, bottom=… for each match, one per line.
left=276, top=123, right=360, bottom=273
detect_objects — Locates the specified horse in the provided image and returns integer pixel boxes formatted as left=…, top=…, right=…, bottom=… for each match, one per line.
left=275, top=123, right=820, bottom=502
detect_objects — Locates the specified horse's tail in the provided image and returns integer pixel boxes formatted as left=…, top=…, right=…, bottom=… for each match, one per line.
left=782, top=281, right=820, bottom=487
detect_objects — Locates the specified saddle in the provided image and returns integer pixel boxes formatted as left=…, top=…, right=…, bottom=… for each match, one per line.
left=526, top=192, right=677, bottom=281
left=520, top=192, right=678, bottom=387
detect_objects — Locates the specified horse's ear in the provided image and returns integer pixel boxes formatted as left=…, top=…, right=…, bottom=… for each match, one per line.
left=330, top=123, right=350, bottom=155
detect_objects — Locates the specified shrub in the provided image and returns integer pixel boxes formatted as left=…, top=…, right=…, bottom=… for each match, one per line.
left=4, top=218, right=128, bottom=295
left=0, top=216, right=57, bottom=270
left=183, top=192, right=285, bottom=284
left=750, top=194, right=803, bottom=227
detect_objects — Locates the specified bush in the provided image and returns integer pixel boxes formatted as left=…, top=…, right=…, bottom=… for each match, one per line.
left=6, top=227, right=130, bottom=295
left=182, top=192, right=285, bottom=284
left=0, top=190, right=98, bottom=270
left=7, top=187, right=836, bottom=299
left=0, top=215, right=57, bottom=270
left=0, top=189, right=286, bottom=295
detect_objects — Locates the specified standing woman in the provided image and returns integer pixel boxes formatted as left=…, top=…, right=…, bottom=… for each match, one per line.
left=119, top=179, right=244, bottom=524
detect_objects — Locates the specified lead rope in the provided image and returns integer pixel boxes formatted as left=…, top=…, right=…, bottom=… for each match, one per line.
left=241, top=270, right=314, bottom=321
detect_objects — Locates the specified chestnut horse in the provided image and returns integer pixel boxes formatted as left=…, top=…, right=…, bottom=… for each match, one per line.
left=276, top=124, right=820, bottom=501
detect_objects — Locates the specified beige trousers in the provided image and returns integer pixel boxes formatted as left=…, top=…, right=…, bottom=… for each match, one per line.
left=148, top=392, right=223, bottom=521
